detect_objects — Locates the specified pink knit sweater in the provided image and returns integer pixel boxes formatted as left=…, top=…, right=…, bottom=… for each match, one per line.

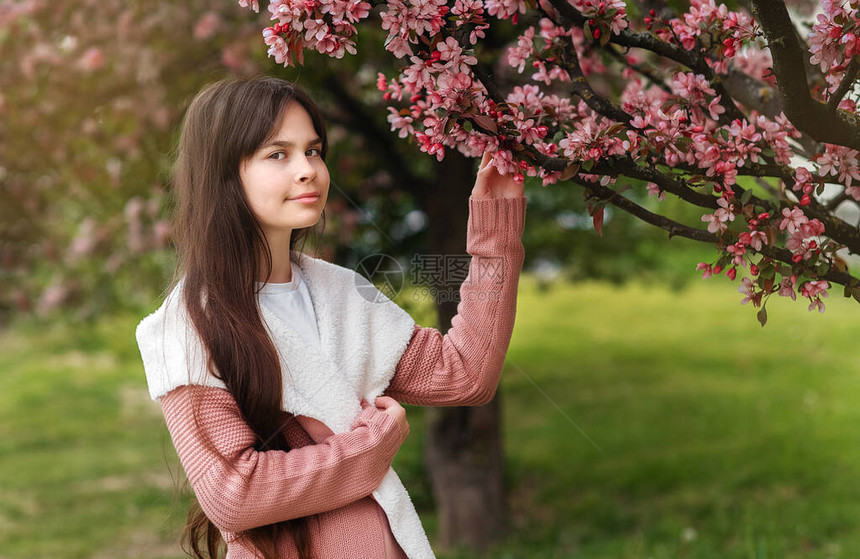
left=159, top=195, right=527, bottom=558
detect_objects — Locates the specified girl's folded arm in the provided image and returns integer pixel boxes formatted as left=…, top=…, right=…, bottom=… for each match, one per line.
left=160, top=384, right=404, bottom=533
left=384, top=196, right=526, bottom=407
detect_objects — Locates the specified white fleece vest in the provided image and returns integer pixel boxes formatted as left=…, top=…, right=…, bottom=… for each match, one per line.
left=135, top=251, right=436, bottom=558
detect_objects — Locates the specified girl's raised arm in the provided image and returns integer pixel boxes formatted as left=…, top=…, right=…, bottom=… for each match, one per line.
left=159, top=383, right=407, bottom=533
left=384, top=157, right=527, bottom=407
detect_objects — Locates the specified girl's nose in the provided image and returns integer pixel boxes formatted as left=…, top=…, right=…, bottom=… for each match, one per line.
left=297, top=160, right=316, bottom=183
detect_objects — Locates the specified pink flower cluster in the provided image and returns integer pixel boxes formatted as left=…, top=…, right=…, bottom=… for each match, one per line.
left=813, top=144, right=860, bottom=200
left=809, top=0, right=860, bottom=75
left=573, top=0, right=628, bottom=37
left=240, top=0, right=856, bottom=317
left=703, top=199, right=830, bottom=312
left=249, top=0, right=374, bottom=65
left=651, top=0, right=758, bottom=73
left=701, top=194, right=736, bottom=234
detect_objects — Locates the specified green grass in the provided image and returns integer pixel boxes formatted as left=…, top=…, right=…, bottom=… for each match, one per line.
left=1, top=275, right=859, bottom=558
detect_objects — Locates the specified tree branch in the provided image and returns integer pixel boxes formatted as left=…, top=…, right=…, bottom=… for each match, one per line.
left=574, top=178, right=860, bottom=288
left=827, top=57, right=859, bottom=113
left=604, top=44, right=673, bottom=94
left=320, top=72, right=433, bottom=202
left=748, top=0, right=860, bottom=150
left=572, top=177, right=719, bottom=242
left=558, top=39, right=632, bottom=125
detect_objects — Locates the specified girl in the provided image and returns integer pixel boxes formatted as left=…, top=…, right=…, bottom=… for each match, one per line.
left=135, top=75, right=527, bottom=559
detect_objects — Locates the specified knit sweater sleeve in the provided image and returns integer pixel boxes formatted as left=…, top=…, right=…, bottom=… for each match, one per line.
left=384, top=195, right=527, bottom=407
left=159, top=384, right=407, bottom=533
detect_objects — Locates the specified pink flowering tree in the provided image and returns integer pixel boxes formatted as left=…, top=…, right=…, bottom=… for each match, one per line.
left=237, top=0, right=860, bottom=324
left=0, top=0, right=266, bottom=323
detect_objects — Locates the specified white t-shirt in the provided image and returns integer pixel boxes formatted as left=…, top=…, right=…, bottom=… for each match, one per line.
left=256, top=259, right=321, bottom=348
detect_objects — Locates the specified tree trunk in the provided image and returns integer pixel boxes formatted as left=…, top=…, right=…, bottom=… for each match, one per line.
left=422, top=150, right=507, bottom=552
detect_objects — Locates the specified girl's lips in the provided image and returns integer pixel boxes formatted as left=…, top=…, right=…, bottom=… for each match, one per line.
left=290, top=194, right=320, bottom=203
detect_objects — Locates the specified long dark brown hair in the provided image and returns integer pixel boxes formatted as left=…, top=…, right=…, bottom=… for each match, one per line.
left=168, top=75, right=329, bottom=559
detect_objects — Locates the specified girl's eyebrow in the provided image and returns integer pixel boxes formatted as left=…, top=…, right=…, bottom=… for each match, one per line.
left=262, top=137, right=323, bottom=149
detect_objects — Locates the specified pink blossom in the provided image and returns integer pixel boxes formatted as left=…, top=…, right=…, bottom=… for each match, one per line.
left=801, top=280, right=830, bottom=313
left=777, top=275, right=797, bottom=300
left=670, top=72, right=716, bottom=105
left=808, top=0, right=859, bottom=72
left=800, top=218, right=825, bottom=237
left=815, top=144, right=860, bottom=188
left=733, top=47, right=775, bottom=84
left=78, top=47, right=105, bottom=72
left=570, top=0, right=628, bottom=34
left=801, top=280, right=830, bottom=299
left=507, top=27, right=535, bottom=73
left=646, top=182, right=665, bottom=200
left=738, top=230, right=767, bottom=251
left=490, top=149, right=518, bottom=175
left=485, top=0, right=527, bottom=20
left=778, top=206, right=808, bottom=234
left=263, top=28, right=292, bottom=66
left=193, top=12, right=222, bottom=40
left=708, top=96, right=726, bottom=121
left=738, top=277, right=757, bottom=305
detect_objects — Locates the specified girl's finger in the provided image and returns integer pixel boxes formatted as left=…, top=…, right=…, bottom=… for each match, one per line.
left=478, top=151, right=494, bottom=174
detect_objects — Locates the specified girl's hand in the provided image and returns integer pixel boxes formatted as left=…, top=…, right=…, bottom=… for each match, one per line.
left=295, top=415, right=335, bottom=444
left=471, top=151, right=525, bottom=200
left=361, top=396, right=410, bottom=440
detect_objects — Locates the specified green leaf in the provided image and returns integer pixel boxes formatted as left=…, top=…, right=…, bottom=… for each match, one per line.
left=605, top=123, right=626, bottom=136
left=591, top=206, right=605, bottom=236
left=600, top=28, right=611, bottom=46
left=757, top=306, right=768, bottom=327
left=471, top=114, right=498, bottom=134
left=582, top=159, right=594, bottom=171
left=844, top=285, right=860, bottom=303
left=674, top=136, right=693, bottom=151
left=740, top=189, right=753, bottom=204
left=560, top=163, right=580, bottom=180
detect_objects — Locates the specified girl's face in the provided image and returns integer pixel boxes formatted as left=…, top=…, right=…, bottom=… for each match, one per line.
left=239, top=102, right=330, bottom=247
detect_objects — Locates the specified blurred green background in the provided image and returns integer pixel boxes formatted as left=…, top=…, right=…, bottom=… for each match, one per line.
left=2, top=276, right=859, bottom=558
left=2, top=0, right=858, bottom=558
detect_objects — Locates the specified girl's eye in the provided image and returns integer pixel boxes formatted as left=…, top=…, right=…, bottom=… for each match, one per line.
left=267, top=148, right=320, bottom=160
